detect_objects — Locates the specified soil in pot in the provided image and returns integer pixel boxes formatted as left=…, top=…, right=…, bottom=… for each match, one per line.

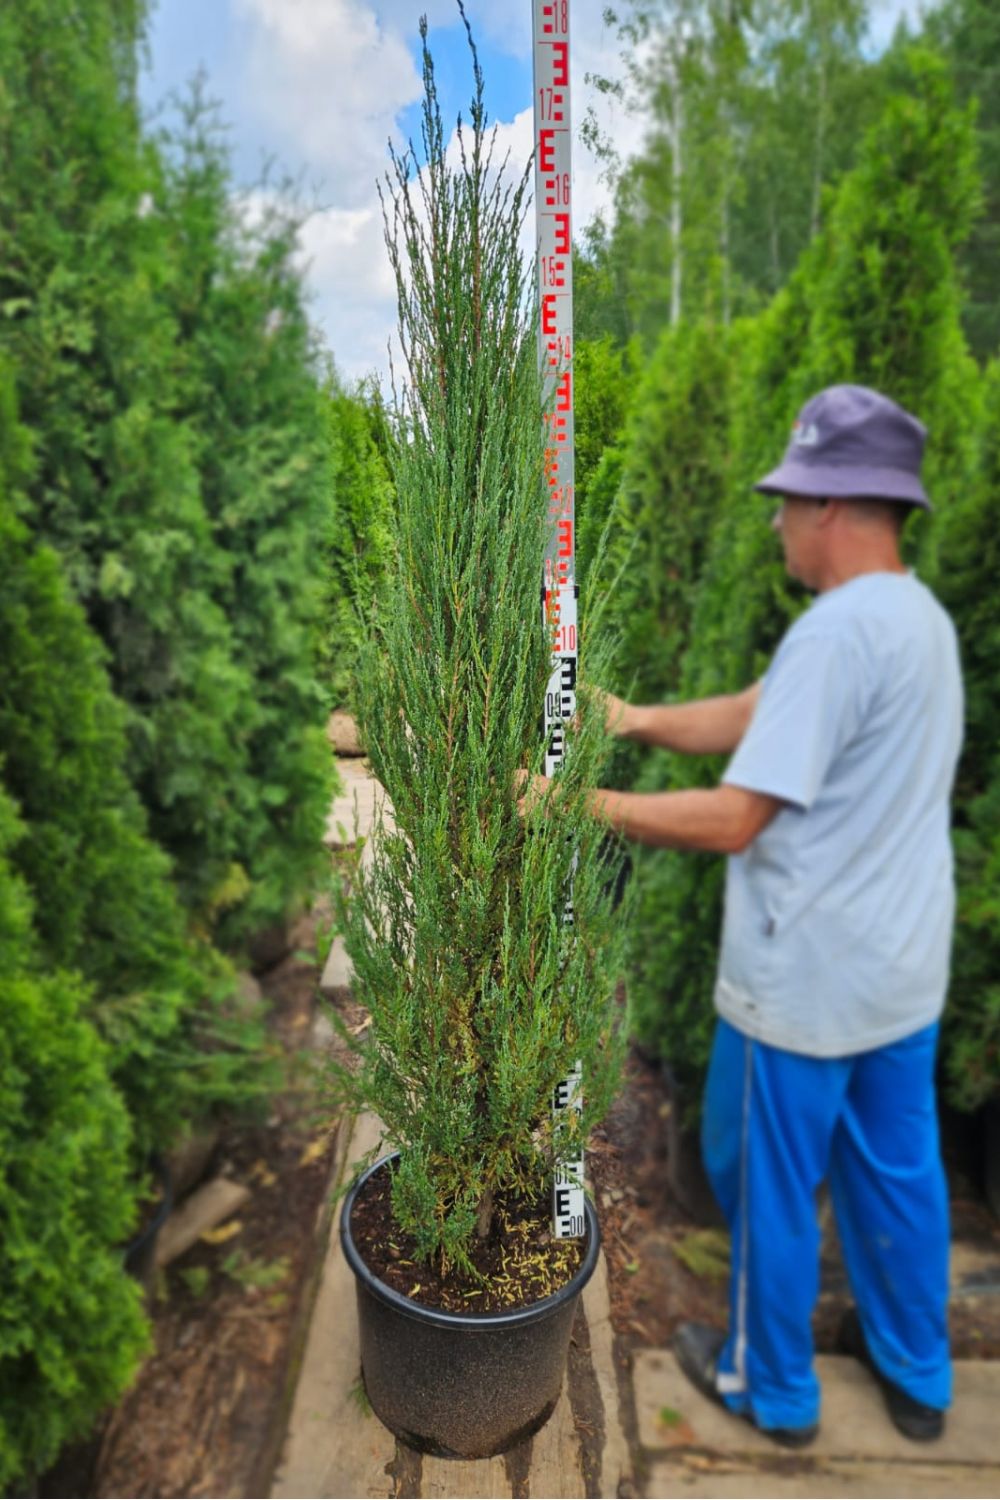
left=342, top=1156, right=599, bottom=1458
left=350, top=1164, right=585, bottom=1313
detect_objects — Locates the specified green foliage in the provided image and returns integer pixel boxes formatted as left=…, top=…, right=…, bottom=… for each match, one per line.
left=628, top=49, right=981, bottom=1086
left=0, top=6, right=331, bottom=946
left=0, top=358, right=269, bottom=1157
left=572, top=334, right=642, bottom=503
left=933, top=361, right=1000, bottom=1108
left=331, top=25, right=629, bottom=1273
left=321, top=385, right=393, bottom=708
left=586, top=0, right=884, bottom=341
left=601, top=318, right=742, bottom=711
left=155, top=102, right=334, bottom=942
left=0, top=787, right=148, bottom=1491
left=923, top=0, right=1000, bottom=360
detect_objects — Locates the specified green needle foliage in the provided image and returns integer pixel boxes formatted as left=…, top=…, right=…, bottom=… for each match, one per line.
left=331, top=18, right=629, bottom=1275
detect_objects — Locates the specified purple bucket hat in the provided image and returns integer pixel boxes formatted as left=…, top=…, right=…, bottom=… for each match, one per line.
left=754, top=384, right=932, bottom=511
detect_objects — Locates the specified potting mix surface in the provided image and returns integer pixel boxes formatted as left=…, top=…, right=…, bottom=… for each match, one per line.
left=350, top=1167, right=586, bottom=1314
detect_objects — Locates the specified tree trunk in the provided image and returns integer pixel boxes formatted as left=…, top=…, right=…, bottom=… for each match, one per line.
left=811, top=51, right=828, bottom=238
left=670, top=79, right=684, bottom=326
left=475, top=1185, right=494, bottom=1241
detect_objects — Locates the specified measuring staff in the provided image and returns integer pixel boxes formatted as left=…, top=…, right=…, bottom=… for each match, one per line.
left=531, top=0, right=584, bottom=1241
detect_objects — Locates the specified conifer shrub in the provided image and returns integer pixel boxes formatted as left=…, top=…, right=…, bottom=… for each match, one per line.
left=332, top=23, right=629, bottom=1274
left=934, top=360, right=1000, bottom=1109
left=572, top=335, right=642, bottom=504
left=600, top=318, right=741, bottom=712
left=321, top=385, right=393, bottom=709
left=628, top=50, right=981, bottom=1089
left=158, top=102, right=333, bottom=943
left=0, top=787, right=147, bottom=1492
left=0, top=360, right=270, bottom=1159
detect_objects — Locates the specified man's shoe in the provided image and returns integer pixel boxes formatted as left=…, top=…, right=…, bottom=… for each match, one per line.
left=672, top=1322, right=819, bottom=1450
left=836, top=1307, right=945, bottom=1442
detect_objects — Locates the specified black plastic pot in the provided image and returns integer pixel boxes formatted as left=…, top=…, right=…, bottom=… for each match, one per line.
left=340, top=1154, right=600, bottom=1458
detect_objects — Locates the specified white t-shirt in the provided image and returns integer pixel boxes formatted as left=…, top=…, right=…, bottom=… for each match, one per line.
left=716, top=571, right=963, bottom=1057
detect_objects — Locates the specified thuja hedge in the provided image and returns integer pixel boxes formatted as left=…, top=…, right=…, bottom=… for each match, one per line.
left=932, top=361, right=1000, bottom=1109
left=0, top=786, right=147, bottom=1492
left=0, top=2, right=331, bottom=947
left=0, top=361, right=270, bottom=1158
left=626, top=51, right=983, bottom=1099
left=320, top=385, right=392, bottom=709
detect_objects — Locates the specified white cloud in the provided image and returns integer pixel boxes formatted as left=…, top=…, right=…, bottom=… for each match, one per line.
left=228, top=0, right=634, bottom=382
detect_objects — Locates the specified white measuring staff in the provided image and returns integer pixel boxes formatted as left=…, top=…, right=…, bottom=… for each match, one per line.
left=532, top=0, right=584, bottom=1241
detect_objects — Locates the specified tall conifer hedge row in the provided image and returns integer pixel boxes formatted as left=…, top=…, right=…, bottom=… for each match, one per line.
left=0, top=362, right=270, bottom=1157
left=0, top=4, right=331, bottom=947
left=626, top=52, right=985, bottom=1099
left=321, top=387, right=393, bottom=709
left=932, top=362, right=1000, bottom=1108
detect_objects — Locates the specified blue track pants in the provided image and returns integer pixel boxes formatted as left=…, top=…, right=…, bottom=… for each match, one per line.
left=702, top=1018, right=951, bottom=1432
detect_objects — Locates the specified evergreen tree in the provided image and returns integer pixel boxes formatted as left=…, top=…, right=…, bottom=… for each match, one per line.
left=924, top=0, right=1000, bottom=360
left=0, top=359, right=267, bottom=1157
left=154, top=97, right=333, bottom=942
left=333, top=23, right=629, bottom=1271
left=572, top=334, right=642, bottom=505
left=932, top=360, right=1000, bottom=1108
left=599, top=318, right=741, bottom=711
left=0, top=5, right=331, bottom=944
left=0, top=787, right=147, bottom=1491
left=321, top=384, right=392, bottom=709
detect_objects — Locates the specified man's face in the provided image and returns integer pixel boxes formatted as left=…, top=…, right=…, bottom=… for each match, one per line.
left=770, top=494, right=826, bottom=587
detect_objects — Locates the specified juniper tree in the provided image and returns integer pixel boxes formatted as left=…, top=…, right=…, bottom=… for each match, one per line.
left=332, top=18, right=629, bottom=1274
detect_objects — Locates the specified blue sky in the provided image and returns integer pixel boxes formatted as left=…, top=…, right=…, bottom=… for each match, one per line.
left=138, top=0, right=924, bottom=385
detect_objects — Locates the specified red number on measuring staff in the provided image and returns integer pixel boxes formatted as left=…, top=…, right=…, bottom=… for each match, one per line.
left=550, top=0, right=568, bottom=34
left=542, top=255, right=566, bottom=288
left=538, top=87, right=565, bottom=121
left=554, top=623, right=577, bottom=652
left=551, top=173, right=570, bottom=206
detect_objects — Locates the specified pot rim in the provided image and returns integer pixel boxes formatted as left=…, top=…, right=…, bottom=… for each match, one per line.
left=340, top=1152, right=600, bottom=1332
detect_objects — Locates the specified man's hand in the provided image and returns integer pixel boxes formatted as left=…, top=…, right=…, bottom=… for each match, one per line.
left=574, top=686, right=633, bottom=738
left=514, top=768, right=550, bottom=817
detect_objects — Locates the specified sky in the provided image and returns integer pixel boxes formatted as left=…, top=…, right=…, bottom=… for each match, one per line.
left=139, top=0, right=928, bottom=387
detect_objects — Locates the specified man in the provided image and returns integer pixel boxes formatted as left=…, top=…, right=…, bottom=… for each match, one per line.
left=544, top=385, right=963, bottom=1446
